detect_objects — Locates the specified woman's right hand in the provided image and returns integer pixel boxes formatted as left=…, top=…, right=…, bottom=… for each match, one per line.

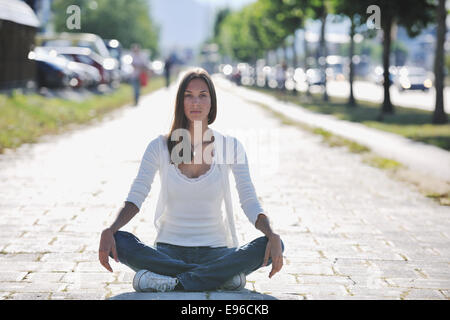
left=98, top=228, right=119, bottom=272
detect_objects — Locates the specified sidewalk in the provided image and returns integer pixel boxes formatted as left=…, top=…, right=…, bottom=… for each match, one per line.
left=0, top=82, right=448, bottom=300
left=214, top=76, right=450, bottom=183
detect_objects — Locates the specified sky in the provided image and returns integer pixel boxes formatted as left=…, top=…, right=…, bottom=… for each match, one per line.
left=148, top=0, right=257, bottom=56
left=195, top=0, right=256, bottom=9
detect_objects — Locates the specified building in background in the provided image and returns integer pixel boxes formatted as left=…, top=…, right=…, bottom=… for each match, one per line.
left=0, top=0, right=40, bottom=89
left=24, top=0, right=53, bottom=34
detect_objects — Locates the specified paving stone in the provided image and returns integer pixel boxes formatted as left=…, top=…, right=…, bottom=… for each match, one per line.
left=283, top=263, right=334, bottom=276
left=402, top=288, right=447, bottom=300
left=8, top=292, right=51, bottom=300
left=385, top=278, right=450, bottom=290
left=39, top=252, right=96, bottom=263
left=440, top=290, right=449, bottom=298
left=74, top=262, right=107, bottom=273
left=62, top=272, right=115, bottom=288
left=24, top=272, right=65, bottom=282
left=0, top=272, right=27, bottom=282
left=346, top=285, right=404, bottom=299
left=0, top=262, right=41, bottom=272
left=51, top=291, right=107, bottom=300
left=35, top=262, right=76, bottom=273
left=0, top=281, right=66, bottom=293
left=295, top=275, right=354, bottom=286
left=0, top=292, right=11, bottom=299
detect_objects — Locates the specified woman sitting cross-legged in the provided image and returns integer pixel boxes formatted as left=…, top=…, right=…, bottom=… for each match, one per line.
left=98, top=68, right=284, bottom=292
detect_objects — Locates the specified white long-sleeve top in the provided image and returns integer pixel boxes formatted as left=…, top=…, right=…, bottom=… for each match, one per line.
left=156, top=155, right=228, bottom=247
left=125, top=128, right=265, bottom=248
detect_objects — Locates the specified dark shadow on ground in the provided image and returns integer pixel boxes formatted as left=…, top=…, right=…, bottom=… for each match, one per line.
left=108, top=289, right=277, bottom=300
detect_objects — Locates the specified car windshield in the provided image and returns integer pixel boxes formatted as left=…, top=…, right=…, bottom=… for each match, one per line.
left=407, top=68, right=426, bottom=76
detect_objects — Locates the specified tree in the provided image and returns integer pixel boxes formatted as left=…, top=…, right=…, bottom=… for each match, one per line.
left=265, top=0, right=305, bottom=67
left=216, top=1, right=287, bottom=64
left=432, top=0, right=448, bottom=124
left=52, top=0, right=159, bottom=55
left=360, top=0, right=435, bottom=116
left=213, top=8, right=231, bottom=40
left=332, top=0, right=371, bottom=107
left=305, top=0, right=331, bottom=101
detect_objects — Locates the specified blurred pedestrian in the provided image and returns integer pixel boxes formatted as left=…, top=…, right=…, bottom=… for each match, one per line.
left=98, top=67, right=285, bottom=293
left=275, top=62, right=287, bottom=100
left=164, top=55, right=173, bottom=88
left=130, top=44, right=149, bottom=106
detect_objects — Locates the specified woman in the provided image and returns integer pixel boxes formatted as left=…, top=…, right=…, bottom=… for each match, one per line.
left=98, top=68, right=284, bottom=293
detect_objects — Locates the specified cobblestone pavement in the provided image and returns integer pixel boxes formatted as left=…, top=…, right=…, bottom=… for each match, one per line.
left=0, top=79, right=449, bottom=300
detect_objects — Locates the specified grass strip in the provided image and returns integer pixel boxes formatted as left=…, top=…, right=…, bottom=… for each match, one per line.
left=248, top=99, right=449, bottom=206
left=0, top=77, right=165, bottom=153
left=249, top=86, right=450, bottom=151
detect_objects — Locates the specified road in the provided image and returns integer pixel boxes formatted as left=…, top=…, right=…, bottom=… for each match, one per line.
left=323, top=80, right=450, bottom=113
left=0, top=80, right=448, bottom=300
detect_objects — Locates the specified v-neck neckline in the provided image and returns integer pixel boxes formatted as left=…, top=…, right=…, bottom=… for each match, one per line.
left=171, top=129, right=217, bottom=182
left=173, top=158, right=216, bottom=182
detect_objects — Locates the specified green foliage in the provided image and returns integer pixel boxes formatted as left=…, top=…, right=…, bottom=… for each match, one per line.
left=213, top=8, right=231, bottom=39
left=215, top=0, right=306, bottom=62
left=52, top=0, right=159, bottom=54
left=446, top=53, right=450, bottom=74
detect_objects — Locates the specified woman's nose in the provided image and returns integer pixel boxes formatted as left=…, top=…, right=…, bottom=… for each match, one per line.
left=192, top=96, right=200, bottom=104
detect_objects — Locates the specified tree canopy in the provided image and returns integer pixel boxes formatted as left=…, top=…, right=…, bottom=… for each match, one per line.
left=52, top=0, right=159, bottom=56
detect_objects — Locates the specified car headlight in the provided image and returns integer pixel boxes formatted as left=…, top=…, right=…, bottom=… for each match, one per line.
left=401, top=82, right=411, bottom=89
left=423, top=79, right=432, bottom=88
left=103, top=58, right=116, bottom=70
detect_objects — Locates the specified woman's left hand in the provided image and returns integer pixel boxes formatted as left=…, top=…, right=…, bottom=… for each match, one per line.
left=262, top=233, right=283, bottom=278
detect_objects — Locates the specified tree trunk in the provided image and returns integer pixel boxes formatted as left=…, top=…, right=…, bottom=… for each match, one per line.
left=265, top=51, right=270, bottom=88
left=381, top=12, right=393, bottom=115
left=292, top=32, right=298, bottom=96
left=319, top=4, right=328, bottom=102
left=303, top=29, right=308, bottom=69
left=292, top=33, right=297, bottom=69
left=433, top=0, right=448, bottom=124
left=348, top=14, right=356, bottom=107
left=304, top=29, right=311, bottom=96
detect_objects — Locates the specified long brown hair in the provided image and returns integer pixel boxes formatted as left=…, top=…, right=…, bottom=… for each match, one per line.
left=166, top=68, right=217, bottom=164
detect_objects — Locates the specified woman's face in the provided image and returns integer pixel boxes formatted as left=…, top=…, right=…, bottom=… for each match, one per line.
left=183, top=78, right=211, bottom=126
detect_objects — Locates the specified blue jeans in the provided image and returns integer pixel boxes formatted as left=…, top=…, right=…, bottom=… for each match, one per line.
left=111, top=231, right=285, bottom=291
left=131, top=77, right=140, bottom=105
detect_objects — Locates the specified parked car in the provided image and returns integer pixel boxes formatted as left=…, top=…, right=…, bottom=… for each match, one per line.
left=325, top=55, right=346, bottom=81
left=293, top=68, right=307, bottom=84
left=39, top=46, right=117, bottom=85
left=59, top=54, right=102, bottom=88
left=395, top=66, right=433, bottom=91
left=371, top=65, right=396, bottom=86
left=36, top=33, right=120, bottom=86
left=33, top=47, right=102, bottom=88
left=306, top=68, right=326, bottom=86
left=28, top=48, right=75, bottom=88
left=37, top=32, right=112, bottom=60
